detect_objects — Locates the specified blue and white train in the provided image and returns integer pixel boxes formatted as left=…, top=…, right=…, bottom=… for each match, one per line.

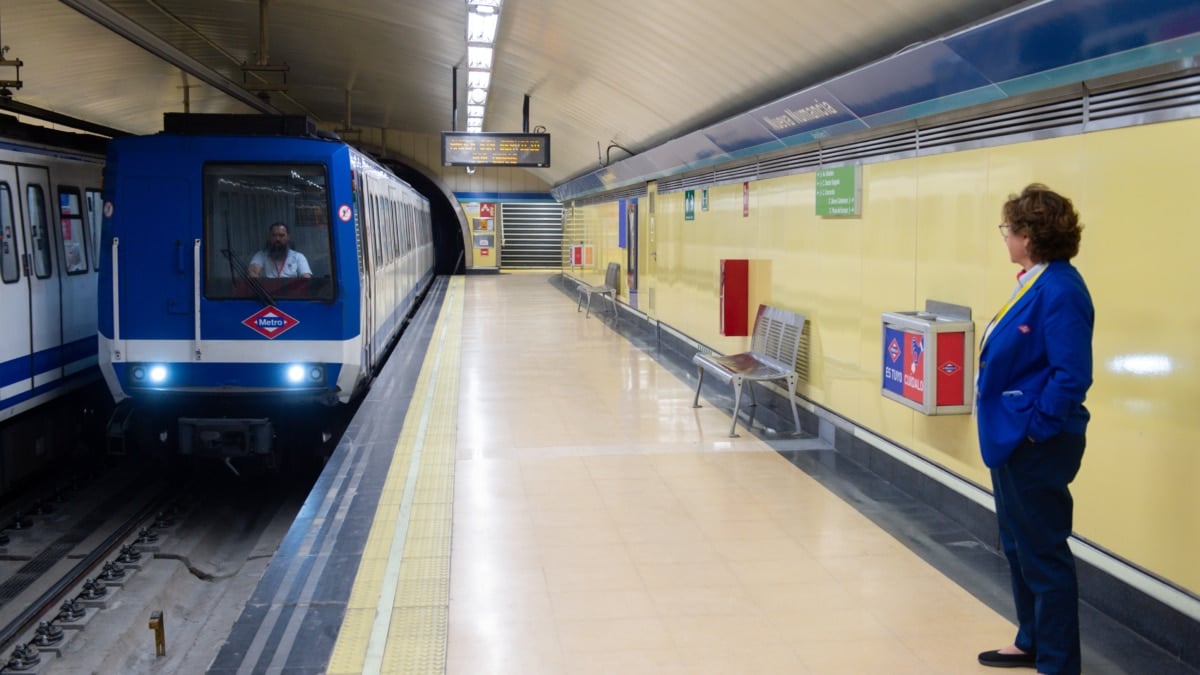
left=98, top=114, right=434, bottom=465
left=0, top=119, right=104, bottom=427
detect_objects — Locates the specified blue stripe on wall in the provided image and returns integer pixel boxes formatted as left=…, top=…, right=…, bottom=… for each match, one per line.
left=453, top=192, right=556, bottom=202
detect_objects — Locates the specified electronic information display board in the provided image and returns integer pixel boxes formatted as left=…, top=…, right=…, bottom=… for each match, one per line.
left=442, top=132, right=551, bottom=167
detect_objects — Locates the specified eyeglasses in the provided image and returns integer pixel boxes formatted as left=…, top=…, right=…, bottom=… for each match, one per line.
left=997, top=223, right=1010, bottom=238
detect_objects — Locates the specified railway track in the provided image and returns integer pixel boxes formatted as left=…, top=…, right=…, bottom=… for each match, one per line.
left=0, top=460, right=311, bottom=673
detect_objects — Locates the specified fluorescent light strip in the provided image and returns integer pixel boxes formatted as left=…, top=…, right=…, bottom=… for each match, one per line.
left=467, top=12, right=497, bottom=44
left=468, top=46, right=493, bottom=70
left=466, top=1, right=502, bottom=134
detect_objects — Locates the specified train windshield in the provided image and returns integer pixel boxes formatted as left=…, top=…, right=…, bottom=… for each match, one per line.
left=203, top=163, right=334, bottom=301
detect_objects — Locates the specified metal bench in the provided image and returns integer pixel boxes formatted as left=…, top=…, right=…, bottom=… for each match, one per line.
left=577, top=262, right=620, bottom=318
left=692, top=304, right=806, bottom=437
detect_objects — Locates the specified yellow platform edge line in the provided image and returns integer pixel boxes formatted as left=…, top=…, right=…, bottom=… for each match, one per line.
left=329, top=277, right=463, bottom=675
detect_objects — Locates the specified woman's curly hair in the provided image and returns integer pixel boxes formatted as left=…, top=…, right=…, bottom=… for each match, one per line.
left=1002, top=183, right=1083, bottom=261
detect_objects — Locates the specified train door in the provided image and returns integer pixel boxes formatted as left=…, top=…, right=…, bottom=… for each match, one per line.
left=0, top=164, right=33, bottom=415
left=17, top=166, right=63, bottom=393
left=355, top=172, right=375, bottom=373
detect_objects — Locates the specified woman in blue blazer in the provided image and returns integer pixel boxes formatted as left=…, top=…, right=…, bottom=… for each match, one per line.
left=976, top=184, right=1093, bottom=674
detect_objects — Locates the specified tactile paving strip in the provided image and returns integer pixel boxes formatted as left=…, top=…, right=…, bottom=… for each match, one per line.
left=328, top=276, right=462, bottom=675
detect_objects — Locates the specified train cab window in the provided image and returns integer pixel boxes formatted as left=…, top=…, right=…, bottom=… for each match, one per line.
left=0, top=184, right=18, bottom=283
left=58, top=188, right=89, bottom=274
left=26, top=185, right=52, bottom=279
left=202, top=164, right=334, bottom=301
left=86, top=189, right=103, bottom=271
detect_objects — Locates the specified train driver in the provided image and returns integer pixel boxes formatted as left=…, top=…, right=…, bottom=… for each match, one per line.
left=248, top=222, right=312, bottom=279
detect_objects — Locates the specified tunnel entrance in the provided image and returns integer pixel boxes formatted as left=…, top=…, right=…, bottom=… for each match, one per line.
left=382, top=161, right=466, bottom=275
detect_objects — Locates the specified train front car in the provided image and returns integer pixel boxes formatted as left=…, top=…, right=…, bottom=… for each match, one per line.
left=98, top=116, right=373, bottom=466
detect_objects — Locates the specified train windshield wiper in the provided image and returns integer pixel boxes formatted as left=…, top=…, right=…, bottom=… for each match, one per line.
left=221, top=248, right=276, bottom=307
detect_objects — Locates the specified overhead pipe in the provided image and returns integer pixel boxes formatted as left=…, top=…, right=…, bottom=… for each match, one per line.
left=0, top=97, right=130, bottom=137
left=452, top=66, right=458, bottom=131
left=257, top=0, right=270, bottom=66
left=597, top=140, right=634, bottom=167
left=522, top=94, right=529, bottom=133
left=59, top=0, right=278, bottom=113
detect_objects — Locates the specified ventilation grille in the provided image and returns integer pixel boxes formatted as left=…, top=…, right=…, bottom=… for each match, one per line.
left=581, top=71, right=1200, bottom=202
left=574, top=184, right=646, bottom=207
left=659, top=172, right=714, bottom=193
left=1088, top=72, right=1200, bottom=123
left=712, top=162, right=761, bottom=185
left=757, top=150, right=822, bottom=181
left=920, top=98, right=1083, bottom=150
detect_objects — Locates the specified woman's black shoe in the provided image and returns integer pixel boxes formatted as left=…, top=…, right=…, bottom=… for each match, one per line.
left=978, top=649, right=1037, bottom=668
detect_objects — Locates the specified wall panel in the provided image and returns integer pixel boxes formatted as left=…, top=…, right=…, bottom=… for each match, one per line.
left=570, top=116, right=1200, bottom=593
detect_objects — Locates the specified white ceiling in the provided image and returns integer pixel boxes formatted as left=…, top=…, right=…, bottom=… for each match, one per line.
left=1, top=0, right=1022, bottom=187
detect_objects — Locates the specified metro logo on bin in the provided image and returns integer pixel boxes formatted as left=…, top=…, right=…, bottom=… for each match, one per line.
left=242, top=307, right=299, bottom=339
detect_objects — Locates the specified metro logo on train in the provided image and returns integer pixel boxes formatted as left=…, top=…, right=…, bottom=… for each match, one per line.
left=242, top=307, right=299, bottom=339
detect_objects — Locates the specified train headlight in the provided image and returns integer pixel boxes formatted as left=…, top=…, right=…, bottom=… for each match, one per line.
left=309, top=366, right=323, bottom=382
left=148, top=366, right=168, bottom=383
left=131, top=366, right=146, bottom=381
left=287, top=365, right=305, bottom=383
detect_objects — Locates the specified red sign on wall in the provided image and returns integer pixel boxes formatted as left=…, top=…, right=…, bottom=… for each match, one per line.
left=480, top=202, right=495, bottom=218
left=936, top=332, right=965, bottom=406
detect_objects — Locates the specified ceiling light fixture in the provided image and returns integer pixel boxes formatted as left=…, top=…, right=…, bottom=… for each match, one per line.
left=465, top=0, right=502, bottom=134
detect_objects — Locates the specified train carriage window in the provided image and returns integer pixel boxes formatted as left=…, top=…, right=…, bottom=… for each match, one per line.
left=202, top=164, right=334, bottom=301
left=398, top=199, right=408, bottom=257
left=0, top=184, right=18, bottom=283
left=86, top=189, right=103, bottom=271
left=58, top=188, right=89, bottom=275
left=26, top=185, right=52, bottom=279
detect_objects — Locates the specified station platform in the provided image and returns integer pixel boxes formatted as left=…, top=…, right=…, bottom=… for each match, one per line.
left=208, top=273, right=1190, bottom=675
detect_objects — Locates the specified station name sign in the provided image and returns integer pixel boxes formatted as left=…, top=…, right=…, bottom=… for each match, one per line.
left=442, top=132, right=551, bottom=167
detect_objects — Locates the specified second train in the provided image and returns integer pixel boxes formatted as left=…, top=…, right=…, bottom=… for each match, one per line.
left=98, top=114, right=435, bottom=467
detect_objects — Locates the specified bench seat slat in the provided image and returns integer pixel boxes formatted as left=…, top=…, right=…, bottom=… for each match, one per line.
left=692, top=353, right=790, bottom=383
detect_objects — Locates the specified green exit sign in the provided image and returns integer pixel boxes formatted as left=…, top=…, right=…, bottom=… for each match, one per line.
left=815, top=165, right=861, bottom=217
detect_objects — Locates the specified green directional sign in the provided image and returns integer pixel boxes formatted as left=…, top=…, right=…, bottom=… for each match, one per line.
left=815, top=165, right=861, bottom=217
left=685, top=189, right=696, bottom=221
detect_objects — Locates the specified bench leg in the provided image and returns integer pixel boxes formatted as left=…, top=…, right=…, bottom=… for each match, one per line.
left=608, top=292, right=618, bottom=319
left=786, top=373, right=801, bottom=434
left=729, top=376, right=744, bottom=437
left=577, top=289, right=585, bottom=312
left=692, top=368, right=705, bottom=408
left=585, top=293, right=594, bottom=318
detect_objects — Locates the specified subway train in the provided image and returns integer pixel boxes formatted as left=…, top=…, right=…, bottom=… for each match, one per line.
left=0, top=117, right=107, bottom=495
left=0, top=119, right=104, bottom=424
left=0, top=115, right=108, bottom=482
left=98, top=114, right=434, bottom=467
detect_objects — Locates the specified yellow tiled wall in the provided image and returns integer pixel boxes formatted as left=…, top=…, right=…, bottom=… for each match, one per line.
left=571, top=117, right=1200, bottom=595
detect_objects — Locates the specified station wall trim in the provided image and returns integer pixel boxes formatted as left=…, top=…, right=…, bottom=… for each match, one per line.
left=635, top=68, right=1200, bottom=195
